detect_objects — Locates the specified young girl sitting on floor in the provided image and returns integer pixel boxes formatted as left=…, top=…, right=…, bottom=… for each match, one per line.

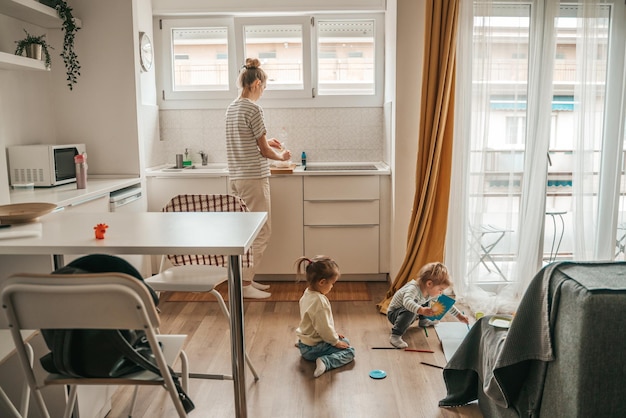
left=295, top=255, right=356, bottom=377
left=387, top=261, right=469, bottom=348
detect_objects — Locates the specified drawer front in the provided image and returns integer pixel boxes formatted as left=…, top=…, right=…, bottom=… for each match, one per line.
left=304, top=176, right=379, bottom=200
left=63, top=194, right=110, bottom=213
left=304, top=200, right=379, bottom=225
left=304, top=225, right=379, bottom=274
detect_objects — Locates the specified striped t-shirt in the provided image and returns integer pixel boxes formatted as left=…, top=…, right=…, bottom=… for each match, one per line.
left=225, top=98, right=271, bottom=180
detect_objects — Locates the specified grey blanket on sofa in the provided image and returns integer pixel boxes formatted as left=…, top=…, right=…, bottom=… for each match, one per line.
left=439, top=261, right=626, bottom=416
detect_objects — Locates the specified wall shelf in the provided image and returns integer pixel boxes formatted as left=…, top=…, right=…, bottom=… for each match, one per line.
left=0, top=0, right=81, bottom=28
left=0, top=51, right=48, bottom=71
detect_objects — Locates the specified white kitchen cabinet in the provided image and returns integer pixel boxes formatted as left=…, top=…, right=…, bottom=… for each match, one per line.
left=305, top=224, right=380, bottom=273
left=143, top=173, right=388, bottom=279
left=146, top=176, right=228, bottom=211
left=303, top=176, right=382, bottom=277
left=256, top=176, right=304, bottom=276
left=146, top=175, right=228, bottom=273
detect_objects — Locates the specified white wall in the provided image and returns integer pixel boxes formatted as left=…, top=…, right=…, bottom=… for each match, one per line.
left=52, top=0, right=141, bottom=177
left=0, top=13, right=58, bottom=203
left=134, top=0, right=160, bottom=174
left=389, top=0, right=425, bottom=279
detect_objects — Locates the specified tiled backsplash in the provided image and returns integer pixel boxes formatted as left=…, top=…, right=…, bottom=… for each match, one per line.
left=149, top=107, right=384, bottom=167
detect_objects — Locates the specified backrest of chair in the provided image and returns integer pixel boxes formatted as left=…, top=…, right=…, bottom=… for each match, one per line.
left=0, top=273, right=160, bottom=331
left=163, top=194, right=253, bottom=268
left=1, top=272, right=188, bottom=417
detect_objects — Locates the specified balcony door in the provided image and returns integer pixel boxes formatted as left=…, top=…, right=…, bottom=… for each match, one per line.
left=446, top=0, right=625, bottom=311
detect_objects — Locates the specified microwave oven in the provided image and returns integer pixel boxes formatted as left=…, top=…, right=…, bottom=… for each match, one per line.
left=7, top=144, right=86, bottom=187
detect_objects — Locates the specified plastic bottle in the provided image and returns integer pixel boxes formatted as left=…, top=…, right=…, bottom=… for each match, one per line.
left=301, top=151, right=307, bottom=167
left=279, top=127, right=288, bottom=150
left=183, top=148, right=192, bottom=167
left=75, top=152, right=87, bottom=189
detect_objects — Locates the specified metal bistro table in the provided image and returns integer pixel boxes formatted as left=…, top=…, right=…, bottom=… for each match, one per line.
left=0, top=211, right=267, bottom=418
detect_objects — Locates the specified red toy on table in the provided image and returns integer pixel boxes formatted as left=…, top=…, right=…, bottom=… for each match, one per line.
left=94, top=223, right=108, bottom=239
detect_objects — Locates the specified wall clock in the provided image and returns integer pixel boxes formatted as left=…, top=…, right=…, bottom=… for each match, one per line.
left=139, top=32, right=153, bottom=72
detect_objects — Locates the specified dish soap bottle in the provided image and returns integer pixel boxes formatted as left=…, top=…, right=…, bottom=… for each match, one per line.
left=183, top=148, right=192, bottom=167
left=301, top=151, right=307, bottom=167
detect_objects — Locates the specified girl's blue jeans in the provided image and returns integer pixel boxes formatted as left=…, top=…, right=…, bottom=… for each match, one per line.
left=298, top=337, right=355, bottom=371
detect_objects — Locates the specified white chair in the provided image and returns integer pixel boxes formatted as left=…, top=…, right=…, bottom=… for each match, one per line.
left=146, top=194, right=259, bottom=381
left=469, top=224, right=512, bottom=280
left=0, top=272, right=190, bottom=418
left=0, top=330, right=34, bottom=418
left=615, top=223, right=626, bottom=258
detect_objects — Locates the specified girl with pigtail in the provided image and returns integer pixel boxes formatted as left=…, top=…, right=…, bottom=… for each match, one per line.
left=294, top=255, right=355, bottom=377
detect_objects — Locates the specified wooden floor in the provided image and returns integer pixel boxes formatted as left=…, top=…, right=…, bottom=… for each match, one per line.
left=109, top=282, right=483, bottom=418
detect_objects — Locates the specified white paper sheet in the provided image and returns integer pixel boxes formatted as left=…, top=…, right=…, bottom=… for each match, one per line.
left=434, top=322, right=470, bottom=362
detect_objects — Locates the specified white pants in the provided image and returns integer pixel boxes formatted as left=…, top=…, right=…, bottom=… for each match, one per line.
left=229, top=177, right=271, bottom=281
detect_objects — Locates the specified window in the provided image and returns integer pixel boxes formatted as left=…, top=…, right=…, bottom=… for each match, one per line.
left=158, top=14, right=383, bottom=108
left=317, top=19, right=376, bottom=96
left=235, top=17, right=311, bottom=97
left=161, top=18, right=236, bottom=101
left=172, top=27, right=229, bottom=91
left=505, top=116, right=525, bottom=145
left=450, top=0, right=624, bottom=297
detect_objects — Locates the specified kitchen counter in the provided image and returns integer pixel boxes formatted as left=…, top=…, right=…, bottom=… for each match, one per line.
left=9, top=177, right=141, bottom=207
left=146, top=162, right=390, bottom=177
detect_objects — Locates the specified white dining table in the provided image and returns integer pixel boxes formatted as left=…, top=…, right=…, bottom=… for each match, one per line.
left=0, top=210, right=267, bottom=418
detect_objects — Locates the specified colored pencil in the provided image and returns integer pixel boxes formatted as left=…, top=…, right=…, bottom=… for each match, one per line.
left=420, top=361, right=444, bottom=370
left=370, top=347, right=435, bottom=353
left=423, top=326, right=429, bottom=337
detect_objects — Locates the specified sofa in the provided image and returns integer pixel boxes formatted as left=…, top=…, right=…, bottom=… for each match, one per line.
left=439, top=261, right=626, bottom=417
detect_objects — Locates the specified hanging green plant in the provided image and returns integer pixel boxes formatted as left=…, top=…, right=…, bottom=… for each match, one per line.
left=55, top=0, right=80, bottom=90
left=14, top=29, right=54, bottom=69
left=40, top=0, right=80, bottom=90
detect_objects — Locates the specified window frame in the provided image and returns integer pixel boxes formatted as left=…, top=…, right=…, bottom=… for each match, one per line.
left=234, top=16, right=313, bottom=100
left=156, top=13, right=384, bottom=109
left=160, top=17, right=237, bottom=102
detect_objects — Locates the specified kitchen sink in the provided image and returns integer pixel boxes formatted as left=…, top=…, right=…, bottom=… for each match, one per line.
left=304, top=164, right=379, bottom=171
left=160, top=166, right=227, bottom=173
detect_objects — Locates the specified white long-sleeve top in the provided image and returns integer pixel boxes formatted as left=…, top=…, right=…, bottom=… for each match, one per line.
left=296, top=287, right=340, bottom=346
left=388, top=279, right=461, bottom=317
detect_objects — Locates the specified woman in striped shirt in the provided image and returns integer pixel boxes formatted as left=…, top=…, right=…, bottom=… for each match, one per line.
left=226, top=58, right=292, bottom=298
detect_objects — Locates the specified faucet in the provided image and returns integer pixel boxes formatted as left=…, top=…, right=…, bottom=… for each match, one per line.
left=199, top=151, right=208, bottom=166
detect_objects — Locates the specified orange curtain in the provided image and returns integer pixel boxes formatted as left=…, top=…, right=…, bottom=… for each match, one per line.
left=378, top=0, right=459, bottom=313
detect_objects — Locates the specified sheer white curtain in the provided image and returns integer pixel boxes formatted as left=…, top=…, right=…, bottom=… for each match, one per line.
left=571, top=2, right=613, bottom=260
left=447, top=0, right=610, bottom=314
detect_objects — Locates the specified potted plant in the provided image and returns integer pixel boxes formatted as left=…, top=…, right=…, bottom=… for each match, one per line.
left=14, top=29, right=53, bottom=69
left=39, top=0, right=81, bottom=90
